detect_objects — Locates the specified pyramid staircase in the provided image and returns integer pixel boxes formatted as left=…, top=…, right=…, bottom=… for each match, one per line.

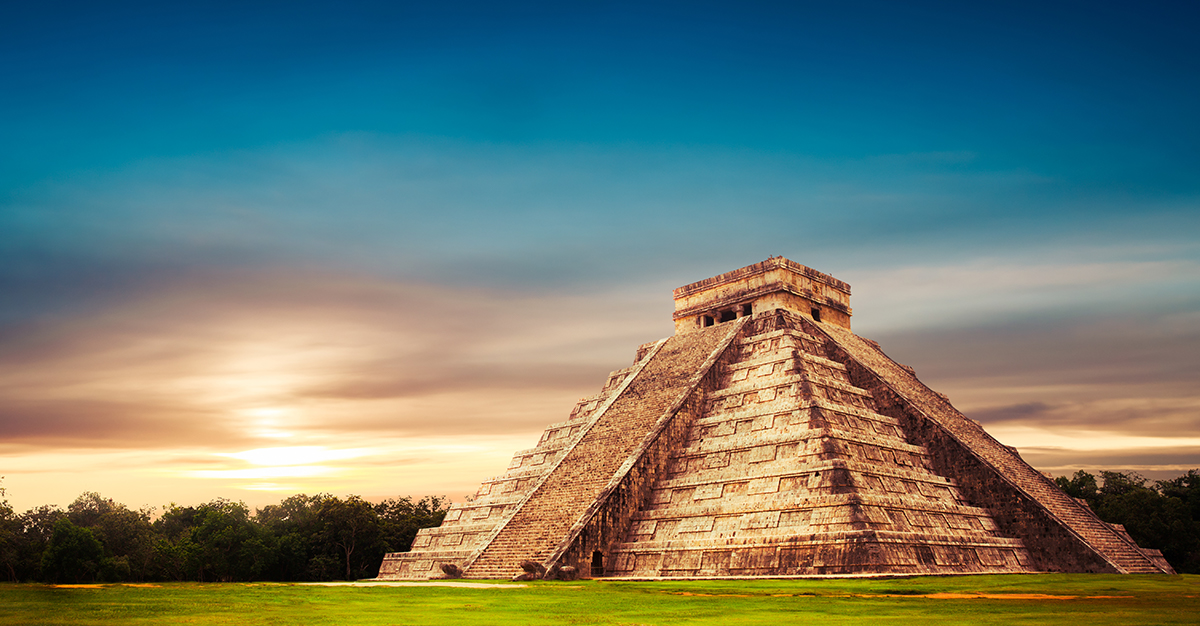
left=608, top=314, right=1031, bottom=576
left=379, top=321, right=743, bottom=579
left=375, top=349, right=647, bottom=579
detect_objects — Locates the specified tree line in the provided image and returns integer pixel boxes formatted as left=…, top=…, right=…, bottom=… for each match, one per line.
left=0, top=486, right=447, bottom=583
left=1055, top=469, right=1200, bottom=573
left=2, top=469, right=1196, bottom=582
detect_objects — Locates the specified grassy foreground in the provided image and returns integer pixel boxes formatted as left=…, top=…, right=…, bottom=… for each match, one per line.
left=1, top=574, right=1196, bottom=625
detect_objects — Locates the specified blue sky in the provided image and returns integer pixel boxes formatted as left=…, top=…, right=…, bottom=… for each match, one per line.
left=1, top=1, right=1197, bottom=511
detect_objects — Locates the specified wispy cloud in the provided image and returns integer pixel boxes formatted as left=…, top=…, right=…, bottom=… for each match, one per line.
left=1015, top=446, right=1200, bottom=482
left=970, top=398, right=1200, bottom=436
left=0, top=268, right=665, bottom=447
left=0, top=267, right=671, bottom=509
left=870, top=300, right=1200, bottom=480
left=848, top=257, right=1200, bottom=332
left=2, top=251, right=1198, bottom=510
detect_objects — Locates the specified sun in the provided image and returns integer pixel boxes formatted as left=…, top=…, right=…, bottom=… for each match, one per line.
left=220, top=446, right=370, bottom=467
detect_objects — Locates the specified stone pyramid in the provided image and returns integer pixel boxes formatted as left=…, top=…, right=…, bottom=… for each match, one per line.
left=379, top=258, right=1173, bottom=579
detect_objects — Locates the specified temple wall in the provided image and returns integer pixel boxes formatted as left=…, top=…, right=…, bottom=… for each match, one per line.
left=673, top=258, right=852, bottom=334
left=548, top=343, right=733, bottom=576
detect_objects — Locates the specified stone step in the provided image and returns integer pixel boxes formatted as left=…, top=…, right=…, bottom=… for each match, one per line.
left=812, top=320, right=1168, bottom=574
left=465, top=324, right=737, bottom=578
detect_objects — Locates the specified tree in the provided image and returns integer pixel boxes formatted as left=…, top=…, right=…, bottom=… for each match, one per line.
left=150, top=503, right=198, bottom=581
left=255, top=494, right=327, bottom=581
left=1055, top=469, right=1200, bottom=574
left=40, top=519, right=104, bottom=583
left=366, top=495, right=448, bottom=579
left=186, top=499, right=271, bottom=582
left=1090, top=471, right=1199, bottom=573
left=1055, top=470, right=1099, bottom=501
left=376, top=496, right=448, bottom=553
left=0, top=489, right=447, bottom=582
left=66, top=492, right=155, bottom=581
left=18, top=504, right=65, bottom=581
left=1158, top=470, right=1200, bottom=519
left=1157, top=470, right=1200, bottom=573
left=318, top=496, right=380, bottom=580
left=0, top=479, right=19, bottom=581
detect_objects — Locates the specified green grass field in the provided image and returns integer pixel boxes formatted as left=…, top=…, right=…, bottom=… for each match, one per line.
left=2, top=574, right=1196, bottom=625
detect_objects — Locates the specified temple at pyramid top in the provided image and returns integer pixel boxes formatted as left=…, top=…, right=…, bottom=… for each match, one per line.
left=673, top=257, right=852, bottom=333
left=379, top=257, right=1173, bottom=580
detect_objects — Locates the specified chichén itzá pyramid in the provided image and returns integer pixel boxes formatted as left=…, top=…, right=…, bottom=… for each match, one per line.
left=379, top=258, right=1174, bottom=579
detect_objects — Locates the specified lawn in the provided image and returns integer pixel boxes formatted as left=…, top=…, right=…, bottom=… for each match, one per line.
left=2, top=574, right=1196, bottom=625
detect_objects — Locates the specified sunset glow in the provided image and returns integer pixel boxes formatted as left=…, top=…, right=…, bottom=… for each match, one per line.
left=1, top=2, right=1196, bottom=514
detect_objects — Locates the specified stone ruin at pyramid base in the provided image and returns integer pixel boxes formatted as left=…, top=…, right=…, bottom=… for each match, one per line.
left=378, top=257, right=1175, bottom=580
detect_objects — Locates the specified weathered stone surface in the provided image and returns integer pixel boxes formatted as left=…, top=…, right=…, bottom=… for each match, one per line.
left=672, top=257, right=852, bottom=334
left=377, top=258, right=1174, bottom=579
left=816, top=319, right=1171, bottom=574
left=376, top=357, right=645, bottom=579
left=551, top=565, right=579, bottom=580
left=520, top=560, right=546, bottom=576
left=463, top=322, right=742, bottom=580
left=606, top=312, right=1038, bottom=576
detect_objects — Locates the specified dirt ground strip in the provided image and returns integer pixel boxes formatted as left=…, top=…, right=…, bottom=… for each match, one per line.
left=51, top=581, right=528, bottom=590
left=301, top=581, right=527, bottom=588
left=44, top=582, right=1178, bottom=600
left=663, top=590, right=1147, bottom=600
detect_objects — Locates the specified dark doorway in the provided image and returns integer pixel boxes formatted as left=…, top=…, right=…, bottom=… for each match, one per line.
left=811, top=307, right=821, bottom=322
left=591, top=551, right=604, bottom=577
left=718, top=309, right=737, bottom=323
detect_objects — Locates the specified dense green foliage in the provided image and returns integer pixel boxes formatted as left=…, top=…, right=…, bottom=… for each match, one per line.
left=2, top=469, right=1196, bottom=583
left=0, top=483, right=446, bottom=583
left=0, top=575, right=1196, bottom=625
left=39, top=520, right=105, bottom=584
left=1055, top=470, right=1200, bottom=573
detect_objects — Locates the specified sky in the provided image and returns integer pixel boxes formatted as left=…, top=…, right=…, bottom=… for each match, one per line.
left=1, top=0, right=1198, bottom=514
